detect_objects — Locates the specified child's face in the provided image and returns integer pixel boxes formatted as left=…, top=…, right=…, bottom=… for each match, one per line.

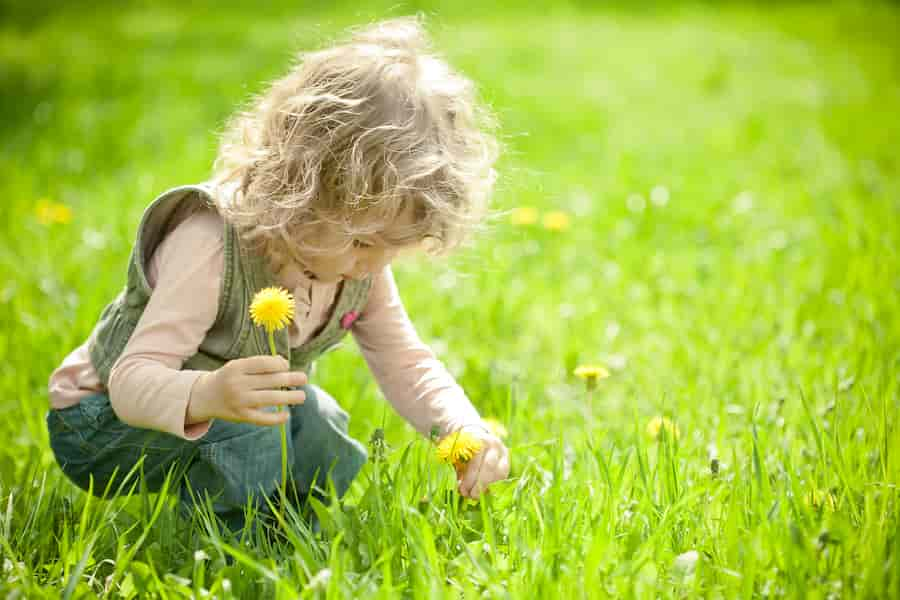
left=297, top=206, right=418, bottom=283
left=298, top=237, right=400, bottom=283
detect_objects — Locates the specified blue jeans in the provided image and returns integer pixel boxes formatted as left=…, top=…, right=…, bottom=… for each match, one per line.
left=46, top=385, right=367, bottom=533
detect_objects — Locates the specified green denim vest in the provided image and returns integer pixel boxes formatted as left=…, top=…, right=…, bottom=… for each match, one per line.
left=88, top=184, right=372, bottom=383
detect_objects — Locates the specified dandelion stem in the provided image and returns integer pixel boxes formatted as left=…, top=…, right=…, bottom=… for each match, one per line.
left=588, top=388, right=594, bottom=429
left=266, top=329, right=277, bottom=357
left=267, top=330, right=289, bottom=512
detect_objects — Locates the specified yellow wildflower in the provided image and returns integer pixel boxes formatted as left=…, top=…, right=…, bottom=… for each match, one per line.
left=436, top=430, right=484, bottom=467
left=249, top=286, right=297, bottom=501
left=646, top=416, right=681, bottom=441
left=542, top=211, right=571, bottom=231
left=483, top=418, right=508, bottom=439
left=574, top=364, right=610, bottom=390
left=510, top=206, right=539, bottom=226
left=249, top=286, right=295, bottom=333
left=35, top=199, right=73, bottom=225
left=805, top=488, right=837, bottom=512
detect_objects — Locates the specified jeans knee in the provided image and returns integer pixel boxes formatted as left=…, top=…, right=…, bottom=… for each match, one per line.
left=289, top=385, right=366, bottom=498
left=294, top=385, right=349, bottom=433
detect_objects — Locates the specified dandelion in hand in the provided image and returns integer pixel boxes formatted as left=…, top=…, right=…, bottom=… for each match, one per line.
left=646, top=416, right=681, bottom=441
left=542, top=211, right=571, bottom=231
left=483, top=418, right=508, bottom=439
left=436, top=430, right=484, bottom=468
left=574, top=364, right=610, bottom=391
left=249, top=286, right=296, bottom=500
left=250, top=286, right=295, bottom=334
left=510, top=206, right=539, bottom=226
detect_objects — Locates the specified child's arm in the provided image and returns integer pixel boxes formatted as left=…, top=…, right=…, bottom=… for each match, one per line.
left=106, top=210, right=304, bottom=438
left=352, top=266, right=509, bottom=498
left=351, top=266, right=482, bottom=437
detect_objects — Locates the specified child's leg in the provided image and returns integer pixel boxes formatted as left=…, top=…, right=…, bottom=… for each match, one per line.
left=46, top=393, right=195, bottom=495
left=185, top=384, right=367, bottom=531
left=47, top=392, right=285, bottom=533
left=46, top=386, right=367, bottom=534
left=185, top=416, right=286, bottom=531
left=288, top=384, right=368, bottom=502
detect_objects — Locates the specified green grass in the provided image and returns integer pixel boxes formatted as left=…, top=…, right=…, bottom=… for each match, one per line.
left=2, top=0, right=899, bottom=597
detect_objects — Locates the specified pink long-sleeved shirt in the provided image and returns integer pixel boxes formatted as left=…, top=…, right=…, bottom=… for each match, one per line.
left=48, top=207, right=482, bottom=440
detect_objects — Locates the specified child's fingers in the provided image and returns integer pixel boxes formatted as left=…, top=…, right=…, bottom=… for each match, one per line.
left=246, top=370, right=308, bottom=390
left=241, top=408, right=290, bottom=427
left=497, top=452, right=511, bottom=479
left=459, top=449, right=493, bottom=498
left=234, top=355, right=290, bottom=374
left=467, top=449, right=507, bottom=499
left=249, top=389, right=306, bottom=408
left=458, top=457, right=478, bottom=497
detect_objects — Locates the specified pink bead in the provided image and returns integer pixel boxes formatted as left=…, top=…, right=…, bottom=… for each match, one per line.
left=340, top=311, right=359, bottom=329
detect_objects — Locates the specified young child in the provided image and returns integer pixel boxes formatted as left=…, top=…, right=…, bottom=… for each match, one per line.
left=47, top=17, right=509, bottom=532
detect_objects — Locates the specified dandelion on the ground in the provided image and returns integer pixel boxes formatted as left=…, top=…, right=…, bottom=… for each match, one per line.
left=510, top=206, right=539, bottom=225
left=35, top=199, right=73, bottom=225
left=436, top=430, right=484, bottom=468
left=646, top=416, right=681, bottom=441
left=250, top=286, right=295, bottom=334
left=542, top=211, right=571, bottom=231
left=574, top=364, right=610, bottom=391
left=805, top=488, right=838, bottom=512
left=483, top=418, right=508, bottom=439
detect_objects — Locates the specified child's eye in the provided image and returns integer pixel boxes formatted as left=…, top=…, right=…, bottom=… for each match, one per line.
left=352, top=239, right=374, bottom=249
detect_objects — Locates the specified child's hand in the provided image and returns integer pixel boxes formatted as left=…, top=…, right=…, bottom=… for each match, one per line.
left=187, top=356, right=307, bottom=426
left=456, top=431, right=510, bottom=499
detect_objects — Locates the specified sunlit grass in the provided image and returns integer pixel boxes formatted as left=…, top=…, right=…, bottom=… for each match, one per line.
left=2, top=0, right=899, bottom=597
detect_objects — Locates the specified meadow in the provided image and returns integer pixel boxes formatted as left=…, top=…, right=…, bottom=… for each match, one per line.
left=1, top=1, right=899, bottom=597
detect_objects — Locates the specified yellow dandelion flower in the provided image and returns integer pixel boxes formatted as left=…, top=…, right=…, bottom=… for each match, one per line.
left=805, top=488, right=837, bottom=512
left=542, top=211, right=571, bottom=231
left=510, top=206, right=539, bottom=226
left=436, top=430, right=484, bottom=467
left=249, top=286, right=295, bottom=333
left=35, top=199, right=73, bottom=225
left=249, top=286, right=297, bottom=498
left=483, top=418, right=508, bottom=439
left=574, top=364, right=610, bottom=390
left=646, top=416, right=681, bottom=441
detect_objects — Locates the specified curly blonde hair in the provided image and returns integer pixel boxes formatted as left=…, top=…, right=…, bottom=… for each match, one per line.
left=212, top=17, right=498, bottom=263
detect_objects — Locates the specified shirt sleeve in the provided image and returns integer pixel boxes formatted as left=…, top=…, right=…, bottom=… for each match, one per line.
left=107, top=209, right=224, bottom=440
left=351, top=266, right=484, bottom=439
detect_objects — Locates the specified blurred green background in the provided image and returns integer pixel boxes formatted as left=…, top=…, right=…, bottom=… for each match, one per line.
left=1, top=0, right=899, bottom=597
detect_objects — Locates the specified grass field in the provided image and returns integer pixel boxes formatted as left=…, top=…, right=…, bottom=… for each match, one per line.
left=2, top=1, right=899, bottom=597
